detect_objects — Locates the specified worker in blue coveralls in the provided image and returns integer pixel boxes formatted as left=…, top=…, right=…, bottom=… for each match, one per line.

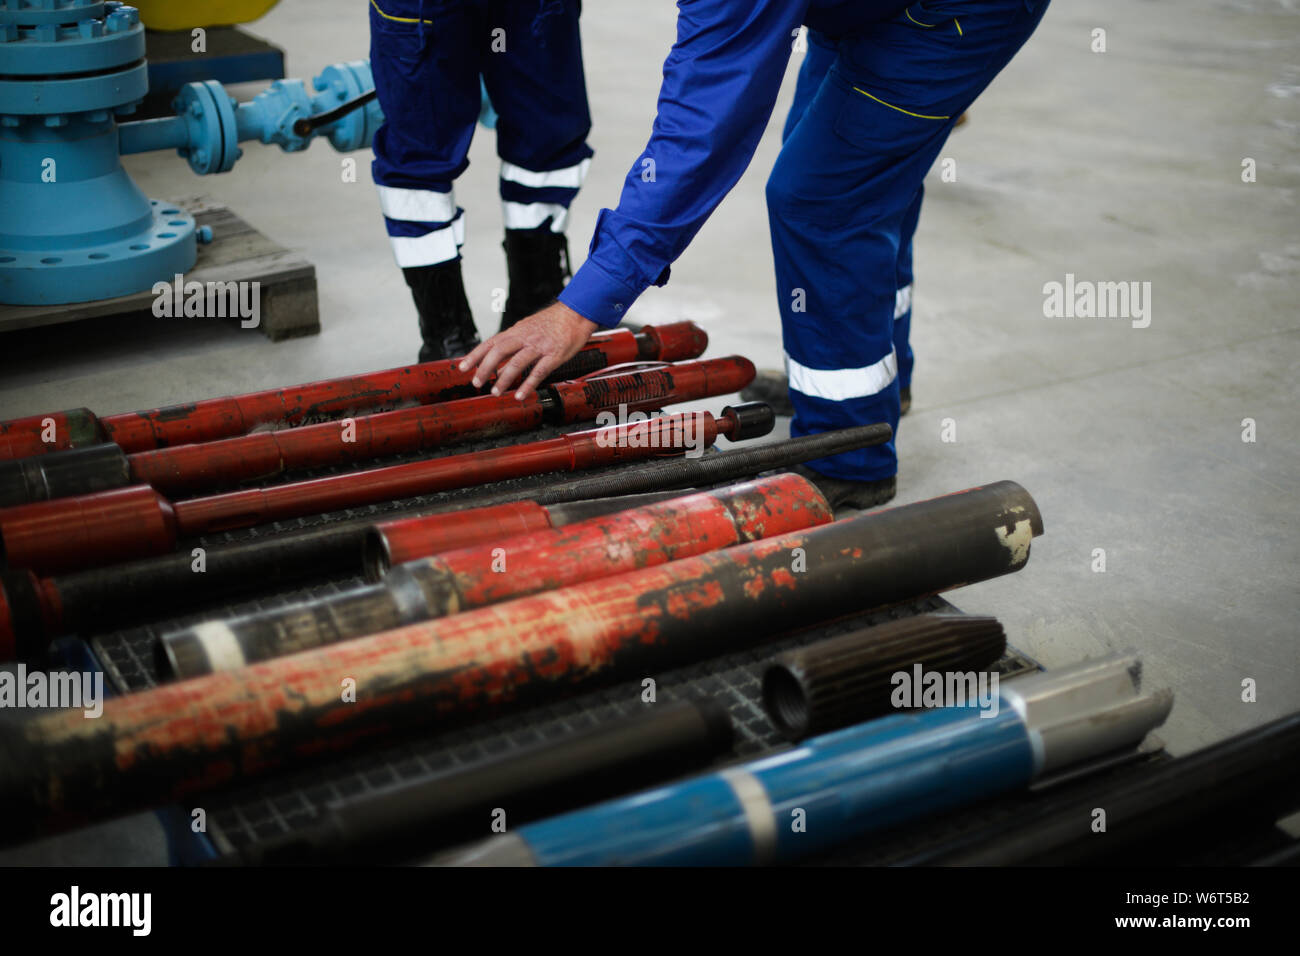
left=369, top=0, right=593, bottom=361
left=461, top=0, right=1049, bottom=510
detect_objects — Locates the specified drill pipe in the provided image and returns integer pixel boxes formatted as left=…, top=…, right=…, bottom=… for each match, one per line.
left=0, top=491, right=677, bottom=664
left=0, top=479, right=1041, bottom=838
left=160, top=474, right=832, bottom=678
left=906, top=711, right=1300, bottom=866
left=761, top=613, right=1007, bottom=741
left=0, top=321, right=708, bottom=460
left=433, top=656, right=1171, bottom=867
left=0, top=403, right=774, bottom=575
left=0, top=422, right=892, bottom=660
left=225, top=698, right=735, bottom=865
left=0, top=356, right=755, bottom=504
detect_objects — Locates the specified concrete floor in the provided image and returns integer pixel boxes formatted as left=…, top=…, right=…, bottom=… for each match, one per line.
left=1, top=0, right=1297, bottom=863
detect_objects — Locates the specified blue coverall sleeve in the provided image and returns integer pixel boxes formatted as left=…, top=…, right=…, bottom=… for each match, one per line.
left=559, top=0, right=806, bottom=327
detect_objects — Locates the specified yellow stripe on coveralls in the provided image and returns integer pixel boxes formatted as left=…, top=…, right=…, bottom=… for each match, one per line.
left=370, top=0, right=433, bottom=24
left=851, top=86, right=951, bottom=121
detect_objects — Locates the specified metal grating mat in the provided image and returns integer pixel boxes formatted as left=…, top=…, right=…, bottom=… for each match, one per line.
left=92, top=573, right=365, bottom=693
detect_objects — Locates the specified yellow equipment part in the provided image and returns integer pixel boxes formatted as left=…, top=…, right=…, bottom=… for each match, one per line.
left=135, top=0, right=281, bottom=31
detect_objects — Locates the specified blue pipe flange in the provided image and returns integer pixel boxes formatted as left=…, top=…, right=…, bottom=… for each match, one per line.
left=172, top=79, right=241, bottom=175
left=312, top=60, right=383, bottom=152
left=0, top=4, right=146, bottom=119
left=0, top=3, right=142, bottom=77
left=0, top=200, right=196, bottom=306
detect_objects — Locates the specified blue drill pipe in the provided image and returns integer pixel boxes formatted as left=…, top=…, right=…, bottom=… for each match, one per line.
left=434, top=655, right=1173, bottom=867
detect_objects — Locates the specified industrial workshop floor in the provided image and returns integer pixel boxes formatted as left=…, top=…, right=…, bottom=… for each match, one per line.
left=1, top=0, right=1297, bottom=864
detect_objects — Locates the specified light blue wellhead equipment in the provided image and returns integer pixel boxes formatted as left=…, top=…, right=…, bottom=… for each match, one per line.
left=0, top=1, right=382, bottom=305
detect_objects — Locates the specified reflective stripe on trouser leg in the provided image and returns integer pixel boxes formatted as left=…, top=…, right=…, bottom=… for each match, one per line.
left=782, top=348, right=901, bottom=483
left=499, top=157, right=591, bottom=233
left=385, top=205, right=466, bottom=268
left=785, top=349, right=898, bottom=403
left=377, top=184, right=466, bottom=267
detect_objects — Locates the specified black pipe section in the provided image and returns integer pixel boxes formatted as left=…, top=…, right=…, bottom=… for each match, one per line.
left=1, top=423, right=892, bottom=657
left=0, top=444, right=130, bottom=508
left=907, top=711, right=1300, bottom=866
left=762, top=614, right=1007, bottom=741
left=221, top=698, right=735, bottom=865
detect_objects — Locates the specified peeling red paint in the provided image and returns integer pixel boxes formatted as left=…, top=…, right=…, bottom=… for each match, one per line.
left=0, top=323, right=708, bottom=459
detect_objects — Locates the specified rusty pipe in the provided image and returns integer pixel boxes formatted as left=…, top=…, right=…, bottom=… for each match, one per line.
left=0, top=404, right=774, bottom=575
left=160, top=474, right=833, bottom=678
left=0, top=357, right=755, bottom=503
left=0, top=322, right=709, bottom=459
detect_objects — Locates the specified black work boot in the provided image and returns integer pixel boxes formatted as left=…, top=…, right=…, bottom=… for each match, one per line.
left=740, top=369, right=794, bottom=417
left=403, top=260, right=481, bottom=363
left=500, top=229, right=571, bottom=332
left=788, top=463, right=897, bottom=514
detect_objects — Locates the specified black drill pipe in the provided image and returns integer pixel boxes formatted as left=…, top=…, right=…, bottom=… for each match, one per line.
left=762, top=614, right=1007, bottom=741
left=907, top=712, right=1300, bottom=866
left=0, top=444, right=131, bottom=509
left=223, top=698, right=735, bottom=865
left=0, top=422, right=892, bottom=661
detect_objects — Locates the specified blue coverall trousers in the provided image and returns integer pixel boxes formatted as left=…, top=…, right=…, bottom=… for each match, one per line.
left=369, top=0, right=593, bottom=268
left=768, top=0, right=1049, bottom=480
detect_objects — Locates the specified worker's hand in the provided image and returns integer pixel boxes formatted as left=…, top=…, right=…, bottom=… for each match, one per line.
left=459, top=301, right=600, bottom=401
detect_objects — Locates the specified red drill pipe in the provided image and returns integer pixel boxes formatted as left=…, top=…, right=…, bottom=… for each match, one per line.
left=0, top=492, right=677, bottom=659
left=161, top=474, right=833, bottom=677
left=0, top=480, right=1041, bottom=838
left=373, top=502, right=553, bottom=569
left=0, top=356, right=754, bottom=502
left=366, top=465, right=823, bottom=576
left=0, top=321, right=709, bottom=459
left=379, top=473, right=833, bottom=610
left=0, top=403, right=774, bottom=574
